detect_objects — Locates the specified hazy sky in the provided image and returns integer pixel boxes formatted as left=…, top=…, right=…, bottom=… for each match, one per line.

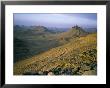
left=14, top=13, right=97, bottom=28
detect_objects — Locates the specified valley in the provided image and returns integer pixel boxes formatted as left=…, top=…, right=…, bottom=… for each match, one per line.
left=14, top=25, right=97, bottom=75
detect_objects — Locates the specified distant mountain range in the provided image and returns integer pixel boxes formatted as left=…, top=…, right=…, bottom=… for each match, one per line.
left=14, top=25, right=97, bottom=33
left=84, top=28, right=97, bottom=33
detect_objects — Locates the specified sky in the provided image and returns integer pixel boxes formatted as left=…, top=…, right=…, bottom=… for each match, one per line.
left=14, top=13, right=97, bottom=28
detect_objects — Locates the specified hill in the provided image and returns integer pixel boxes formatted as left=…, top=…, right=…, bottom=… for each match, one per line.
left=54, top=25, right=88, bottom=44
left=14, top=25, right=88, bottom=63
left=14, top=33, right=97, bottom=75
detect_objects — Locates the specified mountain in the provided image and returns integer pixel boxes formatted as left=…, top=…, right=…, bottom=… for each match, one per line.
left=47, top=27, right=68, bottom=32
left=59, top=26, right=87, bottom=37
left=55, top=25, right=88, bottom=44
left=14, top=33, right=97, bottom=75
left=14, top=25, right=89, bottom=63
left=31, top=26, right=48, bottom=32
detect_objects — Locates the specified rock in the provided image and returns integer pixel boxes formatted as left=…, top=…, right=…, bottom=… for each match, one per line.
left=48, top=72, right=54, bottom=75
left=38, top=71, right=43, bottom=75
left=43, top=71, right=48, bottom=75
